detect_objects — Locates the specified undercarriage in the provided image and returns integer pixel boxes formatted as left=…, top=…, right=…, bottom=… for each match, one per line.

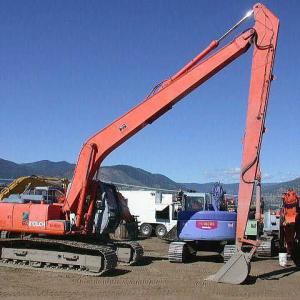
left=0, top=235, right=143, bottom=276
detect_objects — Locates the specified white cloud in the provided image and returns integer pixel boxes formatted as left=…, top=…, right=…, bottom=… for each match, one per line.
left=276, top=171, right=299, bottom=182
left=203, top=167, right=240, bottom=183
left=262, top=173, right=273, bottom=180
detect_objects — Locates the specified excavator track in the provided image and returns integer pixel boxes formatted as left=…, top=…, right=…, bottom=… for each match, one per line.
left=256, top=236, right=276, bottom=257
left=223, top=237, right=277, bottom=262
left=168, top=242, right=186, bottom=263
left=223, top=244, right=237, bottom=263
left=168, top=241, right=195, bottom=263
left=113, top=241, right=144, bottom=265
left=0, top=238, right=117, bottom=276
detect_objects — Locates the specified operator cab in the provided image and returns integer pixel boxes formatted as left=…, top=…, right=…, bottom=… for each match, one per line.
left=2, top=186, right=65, bottom=204
left=25, top=186, right=65, bottom=203
left=183, top=192, right=214, bottom=212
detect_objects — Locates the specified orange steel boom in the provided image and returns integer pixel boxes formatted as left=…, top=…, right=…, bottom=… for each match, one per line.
left=66, top=3, right=279, bottom=252
left=236, top=4, right=279, bottom=249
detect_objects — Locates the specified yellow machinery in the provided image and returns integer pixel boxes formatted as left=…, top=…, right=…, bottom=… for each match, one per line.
left=0, top=175, right=69, bottom=201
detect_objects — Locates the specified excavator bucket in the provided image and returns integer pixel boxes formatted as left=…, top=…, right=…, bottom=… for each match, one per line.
left=206, top=250, right=251, bottom=284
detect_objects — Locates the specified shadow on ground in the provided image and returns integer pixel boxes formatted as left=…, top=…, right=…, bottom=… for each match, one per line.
left=258, top=266, right=299, bottom=280
left=242, top=266, right=299, bottom=285
left=193, top=254, right=224, bottom=263
left=105, top=269, right=131, bottom=277
left=134, top=255, right=168, bottom=266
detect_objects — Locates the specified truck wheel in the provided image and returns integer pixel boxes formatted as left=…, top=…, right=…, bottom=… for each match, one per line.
left=140, top=223, right=152, bottom=237
left=155, top=224, right=167, bottom=238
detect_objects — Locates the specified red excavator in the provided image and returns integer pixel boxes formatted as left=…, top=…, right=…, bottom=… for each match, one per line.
left=0, top=3, right=280, bottom=283
left=280, top=189, right=300, bottom=265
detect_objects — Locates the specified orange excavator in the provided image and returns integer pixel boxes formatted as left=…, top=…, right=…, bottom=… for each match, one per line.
left=280, top=189, right=300, bottom=265
left=0, top=3, right=279, bottom=283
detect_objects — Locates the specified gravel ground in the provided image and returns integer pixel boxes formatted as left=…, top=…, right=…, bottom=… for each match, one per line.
left=0, top=237, right=299, bottom=300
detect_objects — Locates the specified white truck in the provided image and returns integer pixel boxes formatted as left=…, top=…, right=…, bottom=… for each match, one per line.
left=120, top=190, right=179, bottom=238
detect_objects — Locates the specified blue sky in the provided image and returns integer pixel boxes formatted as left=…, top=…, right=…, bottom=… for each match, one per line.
left=0, top=0, right=299, bottom=183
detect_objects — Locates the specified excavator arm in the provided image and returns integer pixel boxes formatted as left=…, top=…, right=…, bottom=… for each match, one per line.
left=236, top=5, right=279, bottom=249
left=208, top=5, right=279, bottom=284
left=66, top=4, right=279, bottom=273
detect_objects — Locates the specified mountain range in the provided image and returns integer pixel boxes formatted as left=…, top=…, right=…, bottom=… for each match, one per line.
left=0, top=158, right=183, bottom=190
left=0, top=158, right=299, bottom=195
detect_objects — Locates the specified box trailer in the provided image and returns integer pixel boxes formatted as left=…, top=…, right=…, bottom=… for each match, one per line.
left=120, top=190, right=179, bottom=238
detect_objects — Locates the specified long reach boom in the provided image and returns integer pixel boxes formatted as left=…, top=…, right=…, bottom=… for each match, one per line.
left=68, top=0, right=279, bottom=257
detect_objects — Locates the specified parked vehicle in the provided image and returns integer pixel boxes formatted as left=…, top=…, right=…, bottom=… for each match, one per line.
left=120, top=190, right=180, bottom=238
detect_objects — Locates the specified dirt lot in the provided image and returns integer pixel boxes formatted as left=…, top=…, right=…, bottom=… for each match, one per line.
left=0, top=238, right=299, bottom=300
